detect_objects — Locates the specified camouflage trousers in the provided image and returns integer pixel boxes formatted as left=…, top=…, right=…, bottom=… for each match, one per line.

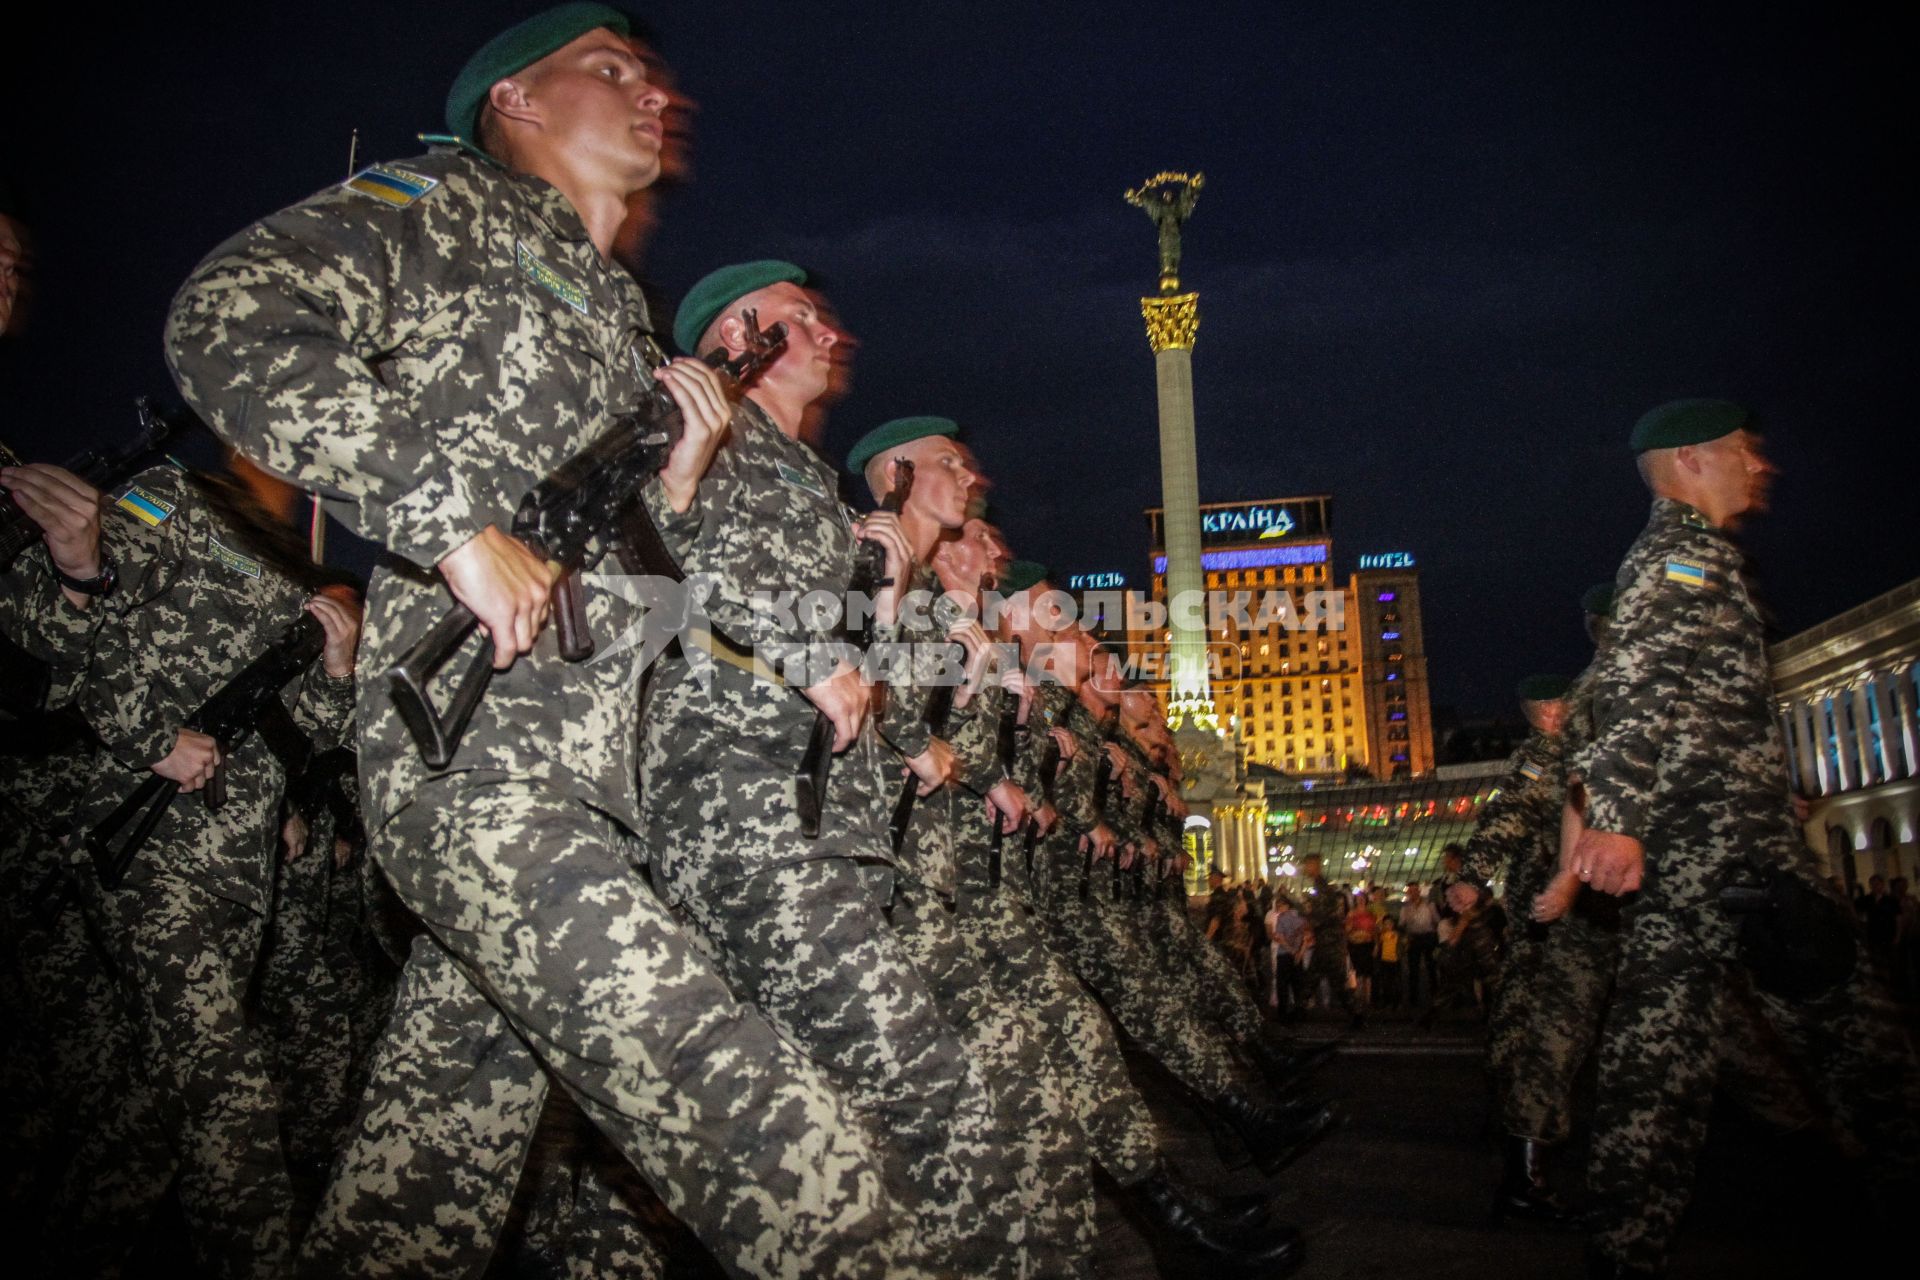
left=60, top=864, right=293, bottom=1280
left=1589, top=903, right=1920, bottom=1271
left=508, top=1093, right=671, bottom=1280
left=1032, top=837, right=1245, bottom=1105
left=960, top=882, right=1162, bottom=1189
left=1499, top=909, right=1614, bottom=1142
left=682, top=854, right=1030, bottom=1278
left=888, top=872, right=1080, bottom=1278
left=956, top=828, right=1164, bottom=1191
left=303, top=779, right=917, bottom=1280
left=3, top=827, right=172, bottom=1269
left=1488, top=926, right=1549, bottom=1111
left=254, top=831, right=398, bottom=1185
left=1150, top=892, right=1269, bottom=1047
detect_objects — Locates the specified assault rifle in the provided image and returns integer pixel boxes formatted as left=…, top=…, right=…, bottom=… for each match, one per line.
left=1082, top=750, right=1115, bottom=901
left=87, top=612, right=325, bottom=889
left=1022, top=730, right=1062, bottom=882
left=1134, top=784, right=1161, bottom=900
left=1, top=395, right=182, bottom=570
left=388, top=314, right=787, bottom=769
left=796, top=460, right=912, bottom=837
left=985, top=662, right=1020, bottom=889
left=887, top=590, right=968, bottom=854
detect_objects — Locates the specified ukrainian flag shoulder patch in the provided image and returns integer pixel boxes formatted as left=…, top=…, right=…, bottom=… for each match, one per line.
left=1664, top=558, right=1711, bottom=589
left=115, top=485, right=176, bottom=527
left=1518, top=760, right=1545, bottom=782
left=344, top=164, right=440, bottom=207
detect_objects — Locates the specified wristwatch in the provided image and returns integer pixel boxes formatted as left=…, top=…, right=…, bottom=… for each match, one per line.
left=52, top=552, right=117, bottom=598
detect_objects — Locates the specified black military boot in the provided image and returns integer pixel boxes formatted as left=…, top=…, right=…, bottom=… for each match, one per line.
left=1165, top=1174, right=1274, bottom=1233
left=1132, top=1170, right=1306, bottom=1271
left=1492, top=1136, right=1570, bottom=1225
left=1243, top=1035, right=1340, bottom=1095
left=1217, top=1091, right=1341, bottom=1176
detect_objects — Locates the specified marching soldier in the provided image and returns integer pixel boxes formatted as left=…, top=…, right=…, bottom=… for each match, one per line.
left=846, top=415, right=1076, bottom=1274
left=652, top=274, right=1028, bottom=1276
left=1464, top=673, right=1573, bottom=1220
left=166, top=9, right=926, bottom=1276
left=1571, top=399, right=1920, bottom=1277
left=38, top=460, right=360, bottom=1278
left=932, top=547, right=1304, bottom=1267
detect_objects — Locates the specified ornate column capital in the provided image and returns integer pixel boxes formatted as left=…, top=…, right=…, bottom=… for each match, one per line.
left=1141, top=292, right=1200, bottom=353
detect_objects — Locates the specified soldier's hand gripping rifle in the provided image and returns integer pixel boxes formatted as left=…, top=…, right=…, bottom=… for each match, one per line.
left=85, top=612, right=325, bottom=889
left=1023, top=731, right=1061, bottom=881
left=1, top=395, right=182, bottom=570
left=887, top=583, right=970, bottom=855
left=388, top=315, right=788, bottom=769
left=796, top=460, right=913, bottom=837
left=986, top=648, right=1021, bottom=889
left=1081, top=750, right=1115, bottom=901
left=1134, top=784, right=1161, bottom=900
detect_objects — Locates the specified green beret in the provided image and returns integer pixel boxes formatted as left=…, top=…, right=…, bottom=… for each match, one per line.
left=996, top=560, right=1049, bottom=595
left=445, top=3, right=631, bottom=146
left=1629, top=398, right=1749, bottom=453
left=672, top=259, right=807, bottom=355
left=1516, top=674, right=1571, bottom=702
left=845, top=416, right=959, bottom=477
left=1580, top=582, right=1616, bottom=618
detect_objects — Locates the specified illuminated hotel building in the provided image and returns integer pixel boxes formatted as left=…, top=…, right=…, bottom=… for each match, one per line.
left=1353, top=559, right=1436, bottom=776
left=1113, top=495, right=1436, bottom=781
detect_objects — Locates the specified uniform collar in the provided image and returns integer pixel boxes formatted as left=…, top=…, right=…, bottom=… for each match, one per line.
left=1651, top=495, right=1723, bottom=536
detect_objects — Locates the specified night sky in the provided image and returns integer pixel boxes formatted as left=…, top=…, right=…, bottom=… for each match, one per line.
left=6, top=2, right=1913, bottom=722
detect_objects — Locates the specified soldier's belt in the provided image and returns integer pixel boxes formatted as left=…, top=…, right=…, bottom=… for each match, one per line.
left=681, top=626, right=785, bottom=684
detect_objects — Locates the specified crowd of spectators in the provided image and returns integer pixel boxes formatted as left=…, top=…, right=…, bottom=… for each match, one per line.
left=1200, top=843, right=1519, bottom=1022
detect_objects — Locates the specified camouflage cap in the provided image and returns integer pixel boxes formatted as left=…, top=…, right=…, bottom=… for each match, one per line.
left=1516, top=674, right=1571, bottom=702
left=845, top=416, right=959, bottom=476
left=1580, top=582, right=1616, bottom=618
left=1629, top=398, right=1749, bottom=453
left=445, top=3, right=632, bottom=146
left=996, top=559, right=1049, bottom=595
left=672, top=259, right=807, bottom=355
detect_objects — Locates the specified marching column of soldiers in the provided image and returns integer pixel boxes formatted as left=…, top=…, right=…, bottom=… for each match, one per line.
left=0, top=7, right=1340, bottom=1278
left=1, top=6, right=1916, bottom=1280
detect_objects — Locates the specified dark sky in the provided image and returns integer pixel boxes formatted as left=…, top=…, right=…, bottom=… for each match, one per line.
left=6, top=2, right=1913, bottom=719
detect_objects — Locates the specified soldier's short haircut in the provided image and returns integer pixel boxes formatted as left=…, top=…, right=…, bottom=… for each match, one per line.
left=476, top=102, right=511, bottom=164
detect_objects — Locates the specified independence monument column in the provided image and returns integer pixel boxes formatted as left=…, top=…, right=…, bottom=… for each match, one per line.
left=1126, top=171, right=1214, bottom=729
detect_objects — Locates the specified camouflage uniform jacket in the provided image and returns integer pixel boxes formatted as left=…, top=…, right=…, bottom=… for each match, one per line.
left=637, top=397, right=896, bottom=900
left=1573, top=497, right=1808, bottom=917
left=1050, top=697, right=1111, bottom=837
left=885, top=565, right=1005, bottom=899
left=1, top=538, right=126, bottom=832
left=1465, top=729, right=1566, bottom=905
left=69, top=465, right=354, bottom=911
left=166, top=146, right=662, bottom=834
